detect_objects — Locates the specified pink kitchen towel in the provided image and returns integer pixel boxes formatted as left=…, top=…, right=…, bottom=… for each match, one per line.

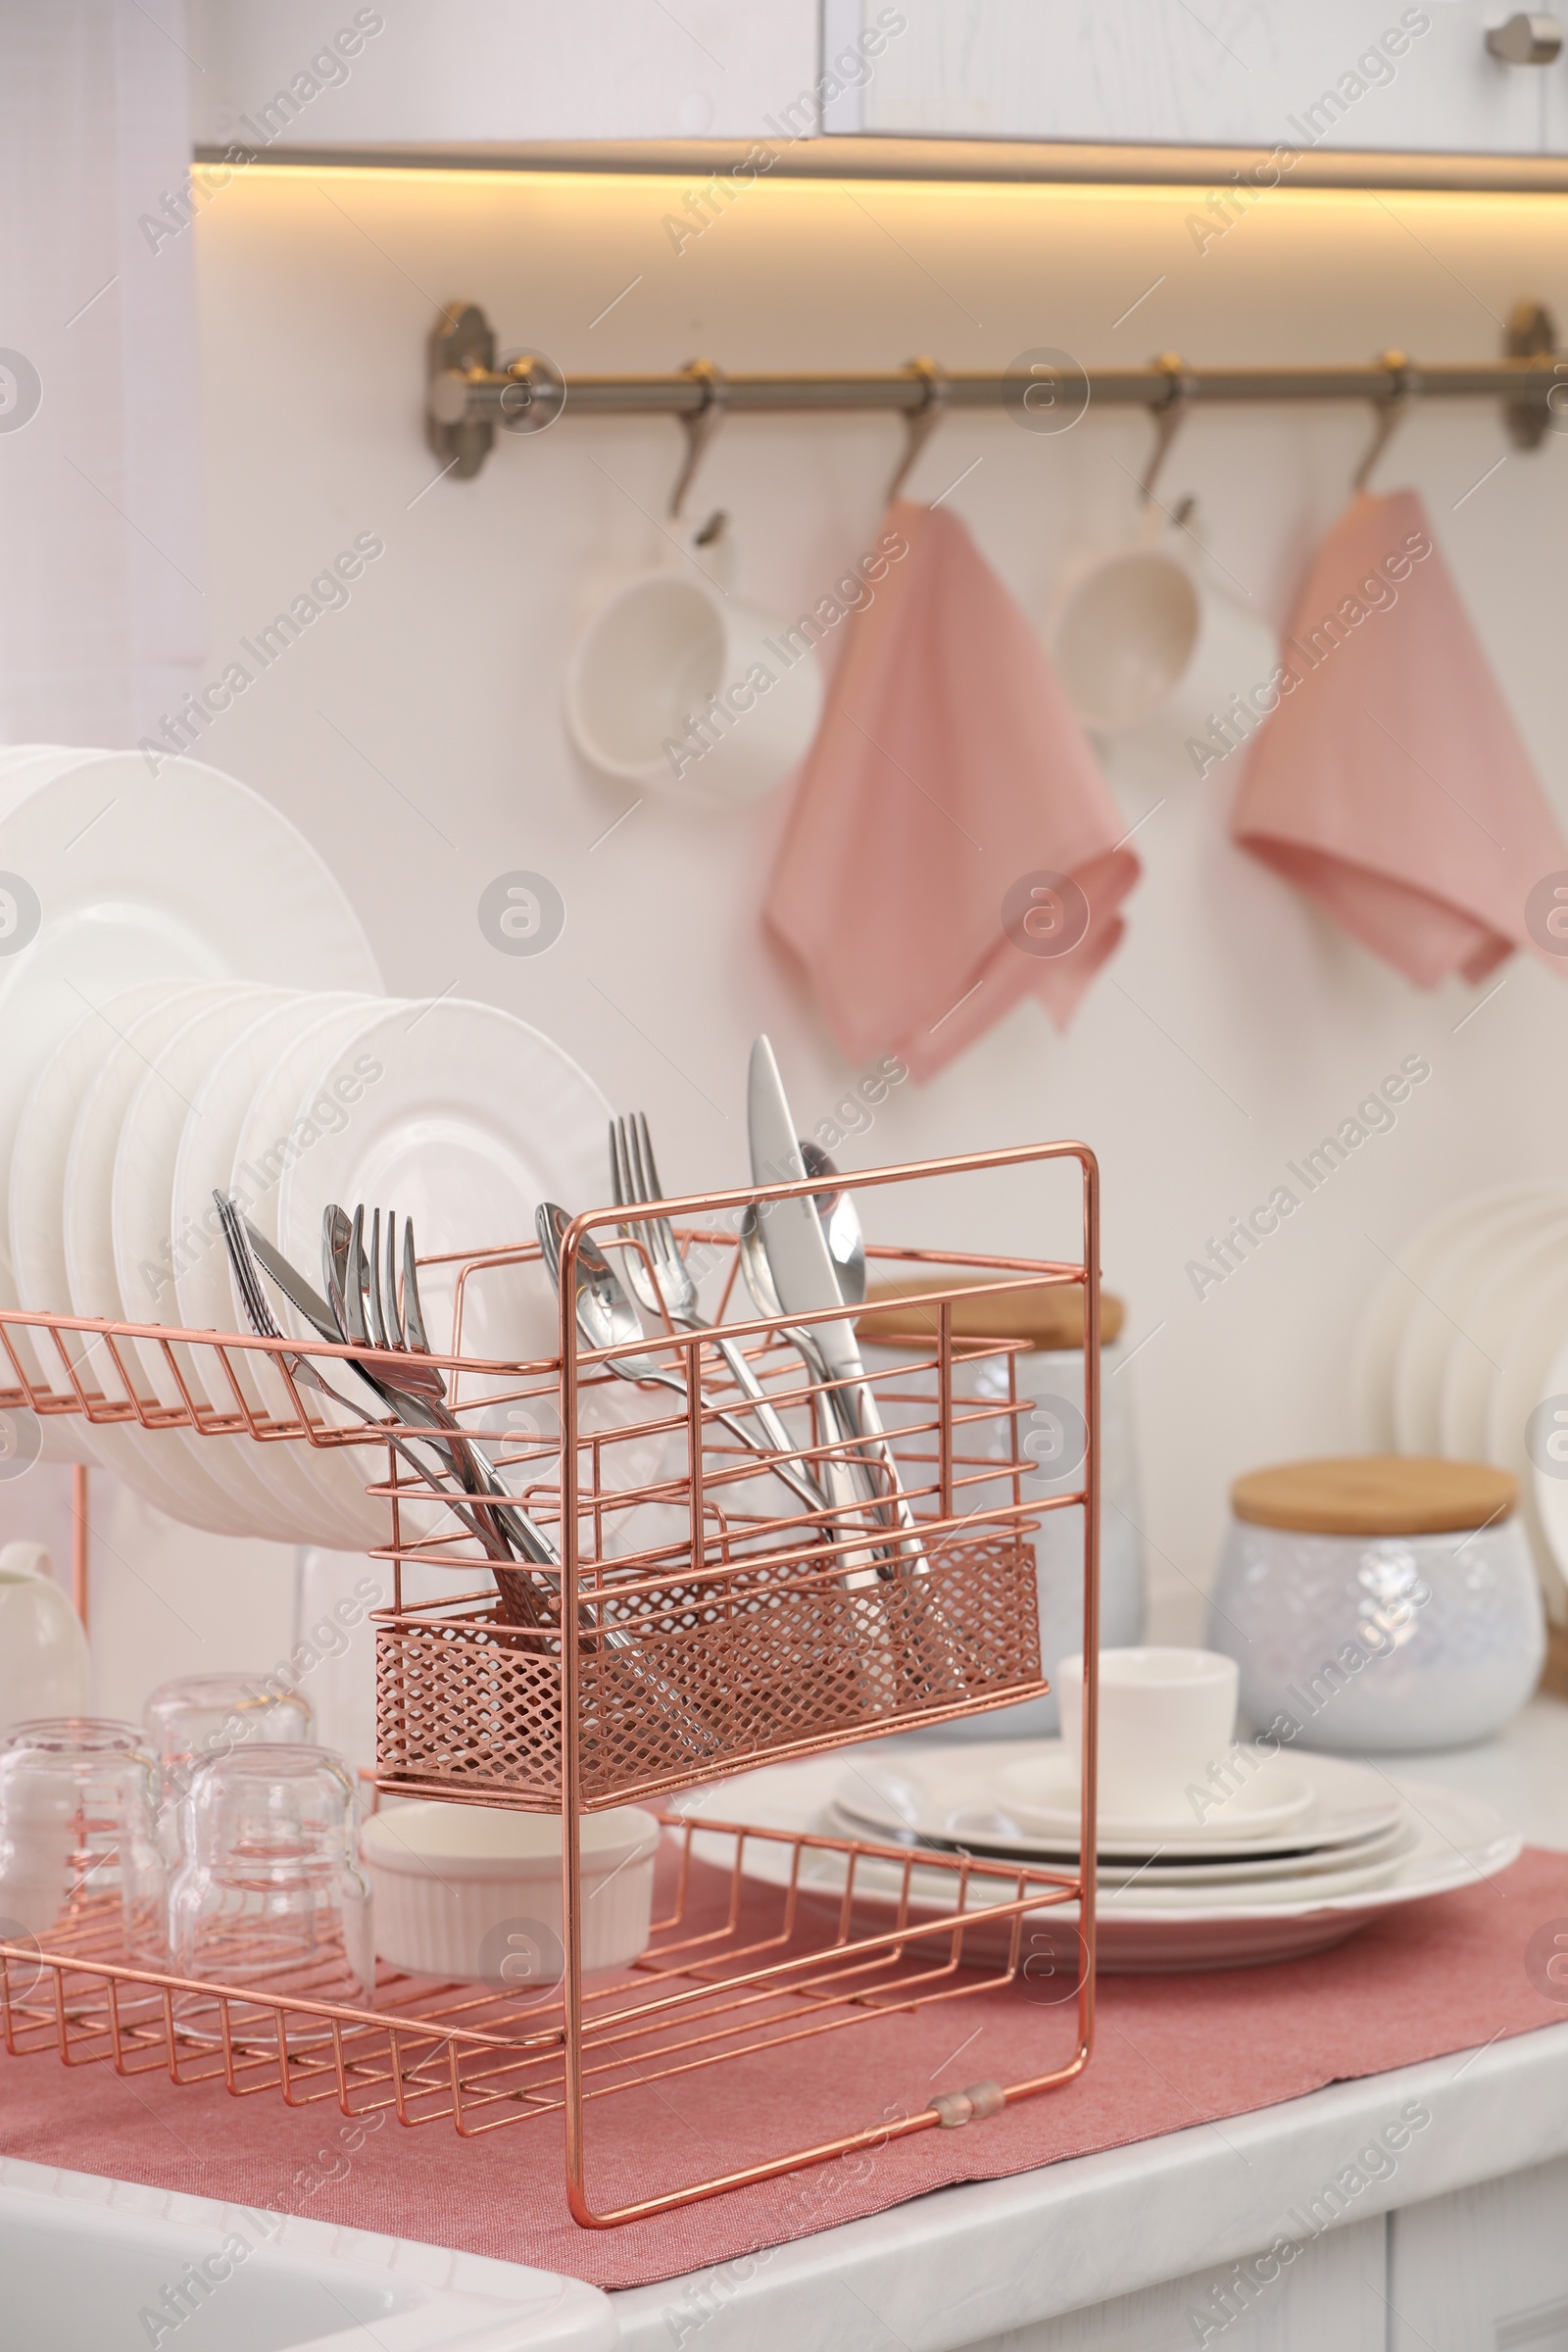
left=765, top=500, right=1140, bottom=1082
left=1231, top=487, right=1568, bottom=987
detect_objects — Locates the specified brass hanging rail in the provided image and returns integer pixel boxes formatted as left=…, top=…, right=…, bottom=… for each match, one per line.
left=427, top=297, right=1563, bottom=479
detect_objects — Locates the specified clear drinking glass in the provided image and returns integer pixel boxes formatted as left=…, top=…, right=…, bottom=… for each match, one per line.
left=3, top=1716, right=147, bottom=1754
left=169, top=1744, right=373, bottom=2039
left=0, top=1738, right=168, bottom=1963
left=144, top=1674, right=315, bottom=1851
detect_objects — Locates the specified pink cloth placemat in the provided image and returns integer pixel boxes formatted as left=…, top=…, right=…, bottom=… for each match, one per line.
left=3, top=1849, right=1565, bottom=2292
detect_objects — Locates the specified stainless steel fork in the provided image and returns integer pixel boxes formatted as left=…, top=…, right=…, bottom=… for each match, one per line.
left=323, top=1203, right=561, bottom=1577
left=215, top=1197, right=550, bottom=1628
left=610, top=1111, right=829, bottom=1512
left=342, top=1200, right=719, bottom=1758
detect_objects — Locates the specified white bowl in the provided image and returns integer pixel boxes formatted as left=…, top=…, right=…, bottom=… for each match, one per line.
left=360, top=1800, right=660, bottom=1984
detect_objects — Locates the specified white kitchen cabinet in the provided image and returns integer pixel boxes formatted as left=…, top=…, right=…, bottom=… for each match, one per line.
left=1388, top=2154, right=1568, bottom=2350
left=185, top=0, right=819, bottom=147
left=835, top=0, right=1568, bottom=158
left=187, top=0, right=1568, bottom=161
left=965, top=2217, right=1387, bottom=2351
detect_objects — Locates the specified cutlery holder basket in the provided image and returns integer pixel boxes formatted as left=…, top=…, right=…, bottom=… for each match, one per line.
left=373, top=1524, right=1044, bottom=1808
left=366, top=1142, right=1102, bottom=1808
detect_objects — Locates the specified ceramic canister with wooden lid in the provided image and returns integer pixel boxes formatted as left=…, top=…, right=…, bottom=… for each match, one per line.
left=1205, top=1455, right=1544, bottom=1751
left=856, top=1277, right=1146, bottom=1737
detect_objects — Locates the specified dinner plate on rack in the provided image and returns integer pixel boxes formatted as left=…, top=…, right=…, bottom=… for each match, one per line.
left=9, top=980, right=197, bottom=1465
left=196, top=995, right=406, bottom=1548
left=63, top=985, right=266, bottom=1532
left=272, top=996, right=611, bottom=1411
left=0, top=750, right=379, bottom=1479
left=0, top=751, right=379, bottom=1213
left=111, top=985, right=307, bottom=1538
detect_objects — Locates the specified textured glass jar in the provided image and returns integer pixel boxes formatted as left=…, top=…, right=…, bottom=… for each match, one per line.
left=1207, top=1513, right=1544, bottom=1751
left=858, top=1334, right=1145, bottom=1736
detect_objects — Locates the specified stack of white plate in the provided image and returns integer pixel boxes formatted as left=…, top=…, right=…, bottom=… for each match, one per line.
left=1351, top=1180, right=1568, bottom=1614
left=0, top=747, right=611, bottom=1545
left=677, top=1740, right=1519, bottom=1973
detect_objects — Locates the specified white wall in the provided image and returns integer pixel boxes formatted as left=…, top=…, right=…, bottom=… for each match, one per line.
left=159, top=158, right=1568, bottom=1647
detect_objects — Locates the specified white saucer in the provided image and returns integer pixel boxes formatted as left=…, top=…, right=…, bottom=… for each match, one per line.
left=992, top=1744, right=1315, bottom=1843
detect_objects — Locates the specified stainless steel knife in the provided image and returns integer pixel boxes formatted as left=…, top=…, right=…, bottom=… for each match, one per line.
left=747, top=1036, right=926, bottom=1571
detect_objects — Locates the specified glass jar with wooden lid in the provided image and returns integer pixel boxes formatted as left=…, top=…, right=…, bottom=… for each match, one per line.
left=856, top=1277, right=1145, bottom=1737
left=1206, top=1455, right=1544, bottom=1751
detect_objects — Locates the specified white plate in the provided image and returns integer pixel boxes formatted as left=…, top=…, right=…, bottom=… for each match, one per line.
left=111, top=986, right=306, bottom=1537
left=1439, top=1216, right=1568, bottom=1462
left=270, top=1000, right=613, bottom=1555
left=830, top=1743, right=1401, bottom=1862
left=990, top=1745, right=1314, bottom=1842
left=273, top=995, right=610, bottom=1393
left=685, top=1757, right=1520, bottom=1973
left=1353, top=1182, right=1568, bottom=1449
left=0, top=748, right=378, bottom=1226
left=826, top=1801, right=1419, bottom=1906
left=0, top=750, right=378, bottom=1481
left=9, top=981, right=197, bottom=1464
left=198, top=997, right=405, bottom=1547
left=1393, top=1196, right=1568, bottom=1454
left=824, top=1800, right=1414, bottom=1888
left=1487, top=1261, right=1568, bottom=1618
left=63, top=986, right=265, bottom=1531
left=1531, top=1330, right=1568, bottom=1602
left=170, top=993, right=389, bottom=1548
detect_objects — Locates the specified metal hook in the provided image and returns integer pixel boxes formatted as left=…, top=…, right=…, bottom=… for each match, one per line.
left=669, top=359, right=726, bottom=521
left=1140, top=354, right=1192, bottom=507
left=885, top=357, right=949, bottom=507
left=1353, top=349, right=1414, bottom=492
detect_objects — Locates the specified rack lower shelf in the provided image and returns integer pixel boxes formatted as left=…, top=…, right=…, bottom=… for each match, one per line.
left=0, top=1812, right=1091, bottom=2225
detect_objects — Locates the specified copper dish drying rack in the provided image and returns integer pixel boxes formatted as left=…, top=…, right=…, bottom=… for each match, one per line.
left=0, top=1141, right=1102, bottom=2228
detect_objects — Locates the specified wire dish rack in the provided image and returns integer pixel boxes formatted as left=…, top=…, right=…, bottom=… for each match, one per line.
left=0, top=1141, right=1102, bottom=2228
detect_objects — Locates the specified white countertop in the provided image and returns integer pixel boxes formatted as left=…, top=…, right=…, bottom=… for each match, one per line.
left=611, top=1696, right=1568, bottom=2352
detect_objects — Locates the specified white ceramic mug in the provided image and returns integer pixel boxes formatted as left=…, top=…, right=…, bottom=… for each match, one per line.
left=564, top=557, right=823, bottom=805
left=1050, top=521, right=1278, bottom=759
left=1055, top=1645, right=1240, bottom=1825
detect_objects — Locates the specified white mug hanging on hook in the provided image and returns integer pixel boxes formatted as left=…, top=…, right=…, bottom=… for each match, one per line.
left=563, top=363, right=823, bottom=806
left=1049, top=359, right=1279, bottom=765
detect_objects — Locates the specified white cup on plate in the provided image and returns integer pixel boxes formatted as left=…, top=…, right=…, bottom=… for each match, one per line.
left=1055, top=1646, right=1240, bottom=1825
left=1050, top=522, right=1278, bottom=758
left=564, top=546, right=823, bottom=805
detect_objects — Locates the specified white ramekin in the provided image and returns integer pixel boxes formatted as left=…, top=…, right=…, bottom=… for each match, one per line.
left=361, top=1801, right=661, bottom=1984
